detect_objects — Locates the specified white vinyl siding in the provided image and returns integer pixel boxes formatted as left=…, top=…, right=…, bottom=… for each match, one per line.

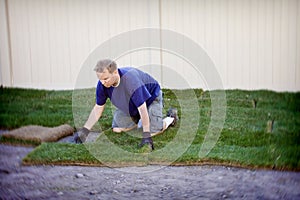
left=0, top=0, right=299, bottom=91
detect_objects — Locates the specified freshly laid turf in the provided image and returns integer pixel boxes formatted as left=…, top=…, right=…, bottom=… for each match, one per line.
left=1, top=87, right=299, bottom=170
left=0, top=88, right=74, bottom=128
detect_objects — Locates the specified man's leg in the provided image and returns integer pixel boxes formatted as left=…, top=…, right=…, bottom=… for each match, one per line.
left=112, top=108, right=137, bottom=133
left=148, top=91, right=176, bottom=136
left=148, top=91, right=163, bottom=133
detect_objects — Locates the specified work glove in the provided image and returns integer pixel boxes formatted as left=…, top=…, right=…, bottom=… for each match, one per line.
left=139, top=132, right=154, bottom=150
left=74, top=127, right=90, bottom=143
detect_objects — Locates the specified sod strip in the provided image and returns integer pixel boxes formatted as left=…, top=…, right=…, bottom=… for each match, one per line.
left=1, top=124, right=74, bottom=146
left=22, top=142, right=300, bottom=171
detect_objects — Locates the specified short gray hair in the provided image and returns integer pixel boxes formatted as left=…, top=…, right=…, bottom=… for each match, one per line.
left=94, top=59, right=117, bottom=73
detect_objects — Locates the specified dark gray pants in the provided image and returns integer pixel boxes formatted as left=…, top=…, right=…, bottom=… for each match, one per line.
left=112, top=91, right=163, bottom=133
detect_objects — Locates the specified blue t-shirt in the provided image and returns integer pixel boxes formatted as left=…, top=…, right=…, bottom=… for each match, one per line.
left=96, top=67, right=161, bottom=117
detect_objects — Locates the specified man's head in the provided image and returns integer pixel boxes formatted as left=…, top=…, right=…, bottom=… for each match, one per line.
left=94, top=59, right=117, bottom=73
left=94, top=59, right=119, bottom=88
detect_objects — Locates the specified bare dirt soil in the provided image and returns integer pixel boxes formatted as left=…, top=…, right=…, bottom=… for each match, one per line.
left=0, top=144, right=300, bottom=200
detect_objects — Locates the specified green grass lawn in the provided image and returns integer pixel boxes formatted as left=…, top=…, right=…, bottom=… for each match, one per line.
left=0, top=87, right=299, bottom=170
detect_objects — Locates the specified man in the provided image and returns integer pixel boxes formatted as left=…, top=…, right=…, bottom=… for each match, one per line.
left=74, top=59, right=177, bottom=150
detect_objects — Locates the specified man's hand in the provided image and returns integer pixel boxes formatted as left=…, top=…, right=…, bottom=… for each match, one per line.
left=139, top=132, right=154, bottom=150
left=74, top=127, right=90, bottom=143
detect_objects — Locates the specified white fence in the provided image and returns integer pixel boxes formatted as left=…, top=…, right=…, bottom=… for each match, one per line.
left=0, top=0, right=299, bottom=91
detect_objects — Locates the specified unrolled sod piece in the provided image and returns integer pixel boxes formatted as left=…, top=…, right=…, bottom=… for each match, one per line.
left=2, top=124, right=74, bottom=144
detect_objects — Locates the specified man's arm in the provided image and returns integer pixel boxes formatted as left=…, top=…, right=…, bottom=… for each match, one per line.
left=137, top=102, right=150, bottom=132
left=138, top=102, right=154, bottom=150
left=84, top=104, right=105, bottom=130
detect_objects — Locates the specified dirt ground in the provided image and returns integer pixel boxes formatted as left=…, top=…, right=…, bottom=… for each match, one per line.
left=0, top=144, right=300, bottom=200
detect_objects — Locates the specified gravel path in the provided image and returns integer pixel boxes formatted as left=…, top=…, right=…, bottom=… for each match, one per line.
left=0, top=144, right=300, bottom=200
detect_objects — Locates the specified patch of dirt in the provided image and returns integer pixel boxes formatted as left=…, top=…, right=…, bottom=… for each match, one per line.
left=1, top=144, right=300, bottom=199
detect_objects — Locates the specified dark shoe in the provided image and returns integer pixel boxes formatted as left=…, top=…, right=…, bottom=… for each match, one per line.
left=167, top=107, right=179, bottom=126
left=74, top=127, right=90, bottom=143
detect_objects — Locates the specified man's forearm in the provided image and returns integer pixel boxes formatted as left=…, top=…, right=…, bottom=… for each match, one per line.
left=84, top=104, right=104, bottom=130
left=138, top=102, right=150, bottom=132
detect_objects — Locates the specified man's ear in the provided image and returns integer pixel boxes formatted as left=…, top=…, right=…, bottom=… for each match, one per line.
left=113, top=69, right=118, bottom=75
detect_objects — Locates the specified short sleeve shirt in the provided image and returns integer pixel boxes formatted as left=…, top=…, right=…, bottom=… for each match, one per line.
left=96, top=67, right=161, bottom=117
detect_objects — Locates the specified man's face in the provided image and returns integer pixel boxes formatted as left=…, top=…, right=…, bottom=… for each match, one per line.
left=96, top=69, right=118, bottom=88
